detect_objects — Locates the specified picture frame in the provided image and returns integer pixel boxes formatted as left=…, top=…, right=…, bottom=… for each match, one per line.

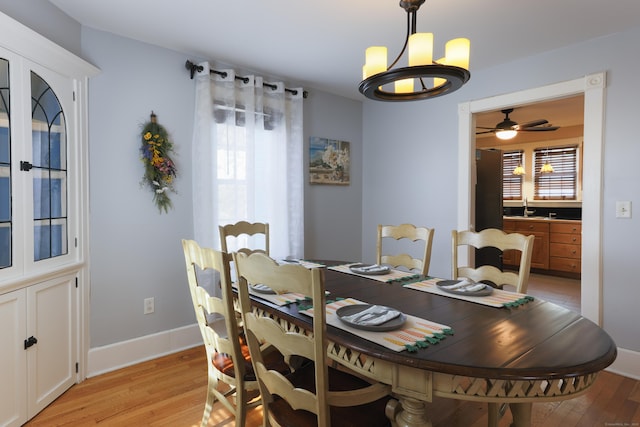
left=309, top=137, right=350, bottom=185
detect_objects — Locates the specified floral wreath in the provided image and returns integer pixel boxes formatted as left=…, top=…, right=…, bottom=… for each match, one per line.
left=140, top=111, right=177, bottom=213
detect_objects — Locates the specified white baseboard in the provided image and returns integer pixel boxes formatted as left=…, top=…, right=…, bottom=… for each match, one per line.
left=606, top=347, right=640, bottom=380
left=87, top=323, right=202, bottom=378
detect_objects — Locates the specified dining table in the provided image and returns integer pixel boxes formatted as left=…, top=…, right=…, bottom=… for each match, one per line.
left=243, top=260, right=617, bottom=427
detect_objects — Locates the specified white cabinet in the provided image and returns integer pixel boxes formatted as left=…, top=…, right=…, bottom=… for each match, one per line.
left=0, top=11, right=97, bottom=425
left=0, top=274, right=77, bottom=426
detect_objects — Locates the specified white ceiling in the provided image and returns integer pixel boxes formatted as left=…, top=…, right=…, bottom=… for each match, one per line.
left=48, top=0, right=640, bottom=101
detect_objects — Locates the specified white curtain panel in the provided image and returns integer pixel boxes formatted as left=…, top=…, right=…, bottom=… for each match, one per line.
left=191, top=61, right=304, bottom=260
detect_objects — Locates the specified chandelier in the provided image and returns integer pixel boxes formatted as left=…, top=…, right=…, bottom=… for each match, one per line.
left=359, top=0, right=470, bottom=102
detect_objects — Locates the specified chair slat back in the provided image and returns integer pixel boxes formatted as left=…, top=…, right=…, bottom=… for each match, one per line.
left=377, top=223, right=434, bottom=275
left=181, top=240, right=246, bottom=385
left=219, top=221, right=269, bottom=255
left=234, top=252, right=330, bottom=425
left=451, top=228, right=534, bottom=293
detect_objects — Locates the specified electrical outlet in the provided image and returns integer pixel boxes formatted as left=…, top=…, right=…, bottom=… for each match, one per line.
left=616, top=201, right=632, bottom=218
left=144, top=297, right=154, bottom=314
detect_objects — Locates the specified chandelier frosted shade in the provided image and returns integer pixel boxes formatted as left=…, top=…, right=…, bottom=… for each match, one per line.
left=359, top=0, right=470, bottom=102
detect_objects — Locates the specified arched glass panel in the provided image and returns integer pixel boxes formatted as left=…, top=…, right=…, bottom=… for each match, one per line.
left=0, top=58, right=10, bottom=269
left=31, top=71, right=67, bottom=261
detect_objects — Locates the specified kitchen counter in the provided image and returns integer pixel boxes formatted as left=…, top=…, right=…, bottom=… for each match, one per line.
left=503, top=216, right=581, bottom=222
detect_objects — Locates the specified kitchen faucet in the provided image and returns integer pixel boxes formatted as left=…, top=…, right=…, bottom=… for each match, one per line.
left=523, top=197, right=535, bottom=217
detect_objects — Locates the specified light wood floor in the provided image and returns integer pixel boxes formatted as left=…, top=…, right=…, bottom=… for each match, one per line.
left=24, top=345, right=640, bottom=427
left=26, top=274, right=638, bottom=427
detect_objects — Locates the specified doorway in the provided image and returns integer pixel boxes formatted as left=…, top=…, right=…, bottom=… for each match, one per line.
left=474, top=96, right=584, bottom=308
left=457, top=72, right=606, bottom=325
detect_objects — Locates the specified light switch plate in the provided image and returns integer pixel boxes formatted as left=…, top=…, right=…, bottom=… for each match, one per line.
left=615, top=201, right=631, bottom=218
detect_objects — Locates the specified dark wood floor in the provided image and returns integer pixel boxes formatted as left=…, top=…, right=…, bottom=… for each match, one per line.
left=520, top=272, right=581, bottom=313
left=26, top=274, right=637, bottom=427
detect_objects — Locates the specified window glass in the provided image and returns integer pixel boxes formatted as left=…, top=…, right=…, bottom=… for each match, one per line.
left=0, top=58, right=11, bottom=269
left=534, top=146, right=578, bottom=200
left=31, top=71, right=67, bottom=261
left=503, top=150, right=523, bottom=200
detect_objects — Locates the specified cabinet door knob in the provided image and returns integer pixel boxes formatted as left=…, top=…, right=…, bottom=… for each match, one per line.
left=24, top=336, right=38, bottom=349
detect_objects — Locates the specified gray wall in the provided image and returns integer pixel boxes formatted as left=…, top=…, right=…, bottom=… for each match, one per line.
left=303, top=90, right=363, bottom=262
left=78, top=29, right=365, bottom=347
left=361, top=28, right=640, bottom=353
left=80, top=28, right=197, bottom=346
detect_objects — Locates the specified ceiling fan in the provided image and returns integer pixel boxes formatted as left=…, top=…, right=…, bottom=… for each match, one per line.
left=476, top=108, right=559, bottom=140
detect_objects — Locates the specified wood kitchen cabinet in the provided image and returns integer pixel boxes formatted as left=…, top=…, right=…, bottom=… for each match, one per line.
left=503, top=218, right=581, bottom=278
left=550, top=222, right=582, bottom=277
left=502, top=219, right=550, bottom=269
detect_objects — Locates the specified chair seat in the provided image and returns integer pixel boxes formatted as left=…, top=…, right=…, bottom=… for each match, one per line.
left=213, top=336, right=291, bottom=381
left=268, top=363, right=391, bottom=427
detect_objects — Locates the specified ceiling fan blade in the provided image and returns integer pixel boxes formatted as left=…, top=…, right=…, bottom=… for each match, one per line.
left=475, top=130, right=496, bottom=135
left=520, top=126, right=560, bottom=132
left=476, top=126, right=498, bottom=130
left=514, top=119, right=548, bottom=130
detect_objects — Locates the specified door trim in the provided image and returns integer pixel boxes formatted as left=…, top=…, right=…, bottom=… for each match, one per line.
left=458, top=72, right=605, bottom=325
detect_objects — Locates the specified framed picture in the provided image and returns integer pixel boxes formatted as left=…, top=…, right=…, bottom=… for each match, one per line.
left=309, top=137, right=350, bottom=185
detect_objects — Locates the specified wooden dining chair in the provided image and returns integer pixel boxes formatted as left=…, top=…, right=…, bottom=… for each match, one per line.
left=219, top=221, right=269, bottom=255
left=233, top=251, right=393, bottom=427
left=451, top=228, right=534, bottom=293
left=376, top=223, right=434, bottom=275
left=451, top=229, right=535, bottom=427
left=181, top=240, right=290, bottom=426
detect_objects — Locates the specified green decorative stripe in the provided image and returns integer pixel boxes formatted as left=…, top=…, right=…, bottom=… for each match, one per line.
left=502, top=295, right=535, bottom=308
left=405, top=344, right=419, bottom=352
left=416, top=340, right=430, bottom=348
left=385, top=274, right=422, bottom=283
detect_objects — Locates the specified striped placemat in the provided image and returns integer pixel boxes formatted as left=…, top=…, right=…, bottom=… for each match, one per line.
left=300, top=298, right=453, bottom=352
left=328, top=263, right=421, bottom=283
left=403, top=278, right=534, bottom=308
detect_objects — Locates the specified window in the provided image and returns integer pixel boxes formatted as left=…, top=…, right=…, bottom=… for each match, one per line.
left=0, top=58, right=10, bottom=269
left=31, top=72, right=68, bottom=261
left=503, top=150, right=523, bottom=200
left=534, top=146, right=578, bottom=200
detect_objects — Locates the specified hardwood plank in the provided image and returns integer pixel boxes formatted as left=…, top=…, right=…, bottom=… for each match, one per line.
left=24, top=346, right=640, bottom=427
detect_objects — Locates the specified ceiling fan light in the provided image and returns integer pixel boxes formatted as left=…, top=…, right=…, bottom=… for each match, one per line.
left=496, top=129, right=517, bottom=140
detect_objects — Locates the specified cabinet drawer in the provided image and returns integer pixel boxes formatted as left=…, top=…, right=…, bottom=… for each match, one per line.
left=515, top=221, right=550, bottom=233
left=550, top=222, right=581, bottom=234
left=550, top=243, right=581, bottom=259
left=550, top=257, right=581, bottom=272
left=551, top=233, right=581, bottom=244
left=503, top=220, right=516, bottom=232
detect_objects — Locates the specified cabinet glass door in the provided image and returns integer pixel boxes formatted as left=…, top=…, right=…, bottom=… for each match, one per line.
left=31, top=72, right=67, bottom=262
left=0, top=58, right=10, bottom=269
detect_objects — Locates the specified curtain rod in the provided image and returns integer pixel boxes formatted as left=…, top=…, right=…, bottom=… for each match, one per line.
left=185, top=60, right=308, bottom=99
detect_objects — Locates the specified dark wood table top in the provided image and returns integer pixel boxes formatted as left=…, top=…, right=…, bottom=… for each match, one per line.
left=248, top=261, right=617, bottom=381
